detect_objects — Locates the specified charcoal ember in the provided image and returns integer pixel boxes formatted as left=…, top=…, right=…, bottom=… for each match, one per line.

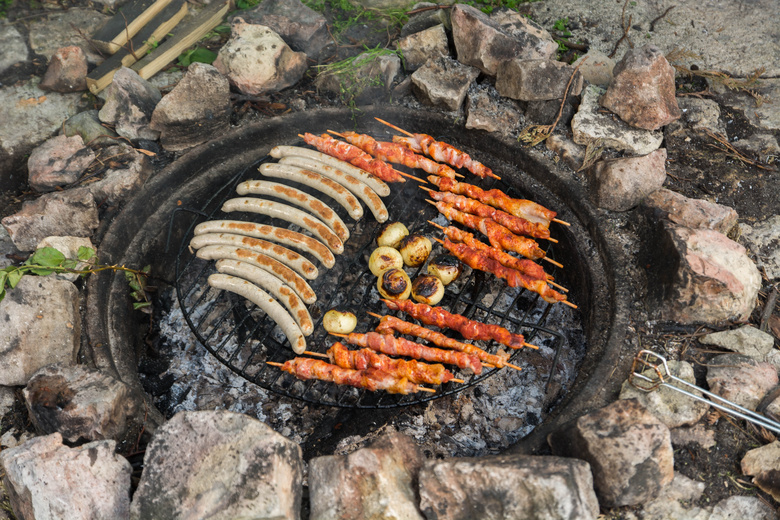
left=548, top=398, right=674, bottom=507
left=418, top=454, right=599, bottom=520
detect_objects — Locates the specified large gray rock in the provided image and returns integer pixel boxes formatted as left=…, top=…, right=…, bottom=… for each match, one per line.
left=27, top=134, right=95, bottom=192
left=589, top=148, right=667, bottom=212
left=24, top=363, right=143, bottom=443
left=316, top=51, right=401, bottom=106
left=699, top=325, right=776, bottom=359
left=0, top=433, right=131, bottom=520
left=98, top=67, right=161, bottom=141
left=309, top=431, right=424, bottom=520
left=643, top=188, right=739, bottom=234
left=622, top=473, right=708, bottom=520
left=0, top=276, right=80, bottom=386
left=740, top=215, right=780, bottom=280
left=411, top=56, right=480, bottom=111
left=67, top=144, right=152, bottom=206
left=572, top=49, right=614, bottom=86
left=27, top=8, right=108, bottom=62
left=548, top=399, right=674, bottom=508
left=236, top=0, right=332, bottom=58
left=710, top=496, right=779, bottom=520
left=711, top=78, right=780, bottom=132
left=656, top=223, right=762, bottom=325
left=0, top=24, right=29, bottom=75
left=742, top=440, right=780, bottom=477
left=418, top=454, right=599, bottom=520
left=572, top=85, right=663, bottom=156
left=465, top=84, right=524, bottom=136
left=496, top=59, right=583, bottom=102
left=451, top=4, right=556, bottom=77
left=706, top=353, right=778, bottom=411
left=150, top=63, right=231, bottom=152
left=214, top=19, right=308, bottom=96
left=669, top=97, right=726, bottom=135
left=400, top=2, right=452, bottom=37
left=131, top=410, right=303, bottom=520
left=397, top=24, right=449, bottom=71
left=1, top=189, right=99, bottom=251
left=61, top=109, right=118, bottom=146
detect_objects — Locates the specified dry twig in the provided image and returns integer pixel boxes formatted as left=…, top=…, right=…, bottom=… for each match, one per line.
left=704, top=130, right=778, bottom=171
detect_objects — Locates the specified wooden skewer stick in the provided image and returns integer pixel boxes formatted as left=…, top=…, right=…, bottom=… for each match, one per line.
left=523, top=342, right=540, bottom=350
left=552, top=218, right=571, bottom=226
left=325, top=129, right=427, bottom=183
left=542, top=257, right=564, bottom=268
left=267, top=361, right=284, bottom=367
left=303, top=351, right=329, bottom=358
left=561, top=300, right=578, bottom=309
left=417, top=387, right=437, bottom=393
left=548, top=280, right=569, bottom=293
left=375, top=117, right=413, bottom=136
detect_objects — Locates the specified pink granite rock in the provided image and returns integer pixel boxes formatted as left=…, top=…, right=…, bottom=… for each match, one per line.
left=590, top=148, right=667, bottom=211
left=644, top=188, right=739, bottom=234
left=40, top=46, right=88, bottom=92
left=27, top=134, right=95, bottom=192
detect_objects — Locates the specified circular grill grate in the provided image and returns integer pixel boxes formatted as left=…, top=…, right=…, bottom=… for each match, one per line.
left=174, top=139, right=572, bottom=408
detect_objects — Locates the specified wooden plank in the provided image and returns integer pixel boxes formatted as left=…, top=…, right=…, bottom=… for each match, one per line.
left=87, top=0, right=187, bottom=94
left=132, top=0, right=231, bottom=81
left=90, top=0, right=176, bottom=55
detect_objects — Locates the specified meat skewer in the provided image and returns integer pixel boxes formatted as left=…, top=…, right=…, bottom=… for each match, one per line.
left=375, top=117, right=501, bottom=180
left=328, top=130, right=456, bottom=180
left=300, top=132, right=409, bottom=184
left=309, top=342, right=463, bottom=385
left=429, top=200, right=563, bottom=267
left=424, top=188, right=556, bottom=242
left=382, top=299, right=532, bottom=350
left=332, top=332, right=484, bottom=374
left=267, top=358, right=434, bottom=394
left=367, top=313, right=524, bottom=370
left=435, top=237, right=574, bottom=307
left=427, top=175, right=569, bottom=228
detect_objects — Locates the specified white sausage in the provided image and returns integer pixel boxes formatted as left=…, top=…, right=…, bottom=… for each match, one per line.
left=253, top=164, right=363, bottom=220
left=196, top=245, right=316, bottom=304
left=234, top=179, right=350, bottom=242
left=207, top=273, right=306, bottom=354
left=221, top=197, right=344, bottom=255
left=189, top=232, right=318, bottom=280
left=192, top=220, right=335, bottom=269
left=269, top=145, right=391, bottom=197
left=215, top=259, right=313, bottom=335
left=277, top=156, right=389, bottom=223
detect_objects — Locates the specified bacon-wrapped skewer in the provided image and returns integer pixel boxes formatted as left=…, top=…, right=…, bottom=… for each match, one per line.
left=430, top=200, right=550, bottom=263
left=323, top=342, right=460, bottom=385
left=301, top=132, right=405, bottom=183
left=428, top=176, right=562, bottom=227
left=369, top=314, right=523, bottom=369
left=426, top=189, right=554, bottom=242
left=269, top=357, right=432, bottom=394
left=335, top=332, right=483, bottom=374
left=382, top=299, right=530, bottom=350
left=330, top=131, right=457, bottom=179
left=436, top=238, right=571, bottom=305
left=376, top=118, right=499, bottom=180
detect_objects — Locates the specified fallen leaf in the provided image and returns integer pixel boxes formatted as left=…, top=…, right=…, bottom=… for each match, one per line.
left=137, top=149, right=157, bottom=157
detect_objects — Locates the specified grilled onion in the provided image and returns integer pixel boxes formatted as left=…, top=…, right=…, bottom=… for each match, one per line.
left=411, top=274, right=445, bottom=305
left=376, top=221, right=409, bottom=249
left=377, top=268, right=411, bottom=300
left=369, top=246, right=404, bottom=277
left=427, top=254, right=463, bottom=286
left=323, top=309, right=358, bottom=334
left=398, top=234, right=432, bottom=267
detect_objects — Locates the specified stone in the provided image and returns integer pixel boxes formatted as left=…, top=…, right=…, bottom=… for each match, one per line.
left=451, top=4, right=557, bottom=76
left=150, top=63, right=231, bottom=152
left=309, top=431, right=424, bottom=520
left=740, top=215, right=780, bottom=280
left=61, top=109, right=118, bottom=146
left=669, top=423, right=717, bottom=450
left=315, top=51, right=401, bottom=105
left=643, top=188, right=739, bottom=234
left=0, top=276, right=80, bottom=386
left=418, top=454, right=599, bottom=520
left=397, top=24, right=449, bottom=71
left=496, top=59, right=583, bottom=101
left=742, top=440, right=780, bottom=476
left=573, top=49, right=614, bottom=86
left=39, top=46, right=88, bottom=93
left=623, top=474, right=708, bottom=520
left=601, top=45, right=681, bottom=131
left=36, top=236, right=94, bottom=282
left=465, top=84, right=524, bottom=136
left=0, top=433, right=131, bottom=520
left=0, top=24, right=29, bottom=75
left=619, top=360, right=709, bottom=428
left=214, top=19, right=308, bottom=96
left=236, top=0, right=331, bottom=58
left=350, top=0, right=425, bottom=10
left=733, top=133, right=780, bottom=160
left=710, top=495, right=779, bottom=520
left=523, top=96, right=578, bottom=126
left=99, top=67, right=161, bottom=141
left=572, top=85, right=664, bottom=156
left=673, top=97, right=725, bottom=135
left=27, top=8, right=109, bottom=62
left=548, top=399, right=674, bottom=507
left=411, top=56, right=480, bottom=111
left=699, top=325, right=776, bottom=359
left=401, top=2, right=452, bottom=37
left=752, top=471, right=780, bottom=503
left=656, top=223, right=762, bottom=325
left=711, top=78, right=780, bottom=132
left=1, top=190, right=99, bottom=251
left=27, top=134, right=95, bottom=192
left=131, top=410, right=303, bottom=519
left=0, top=386, right=16, bottom=419
left=67, top=144, right=152, bottom=206
left=545, top=134, right=585, bottom=171
left=0, top=78, right=87, bottom=193
left=706, top=353, right=778, bottom=411
left=589, top=148, right=667, bottom=212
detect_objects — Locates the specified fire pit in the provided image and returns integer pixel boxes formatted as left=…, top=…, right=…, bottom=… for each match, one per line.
left=84, top=106, right=630, bottom=453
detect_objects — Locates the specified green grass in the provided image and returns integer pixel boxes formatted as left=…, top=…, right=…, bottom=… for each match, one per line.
left=0, top=0, right=13, bottom=18
left=465, top=0, right=539, bottom=14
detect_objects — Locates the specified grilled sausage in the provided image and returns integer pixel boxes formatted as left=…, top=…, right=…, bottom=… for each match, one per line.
left=196, top=245, right=316, bottom=304
left=221, top=197, right=344, bottom=255
left=252, top=165, right=363, bottom=220
left=269, top=145, right=390, bottom=197
left=234, top=179, right=350, bottom=242
left=214, top=259, right=313, bottom=335
left=278, top=156, right=389, bottom=223
left=207, top=273, right=307, bottom=354
left=193, top=220, right=335, bottom=269
left=189, top=232, right=318, bottom=280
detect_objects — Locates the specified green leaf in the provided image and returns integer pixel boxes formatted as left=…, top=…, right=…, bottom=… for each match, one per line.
left=133, top=301, right=152, bottom=310
left=177, top=47, right=217, bottom=67
left=77, top=246, right=96, bottom=261
left=27, top=268, right=55, bottom=276
left=61, top=259, right=79, bottom=270
left=7, top=269, right=23, bottom=288
left=30, top=247, right=65, bottom=267
left=0, top=270, right=7, bottom=289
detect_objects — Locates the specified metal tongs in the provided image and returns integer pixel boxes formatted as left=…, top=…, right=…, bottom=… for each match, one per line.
left=630, top=350, right=780, bottom=435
